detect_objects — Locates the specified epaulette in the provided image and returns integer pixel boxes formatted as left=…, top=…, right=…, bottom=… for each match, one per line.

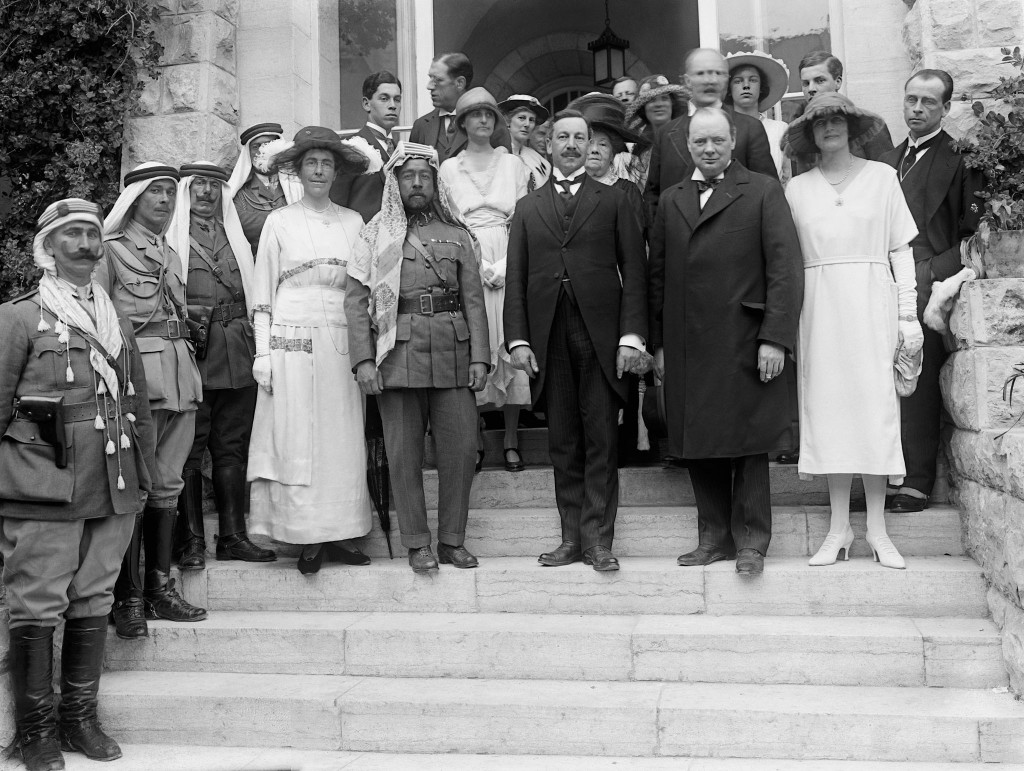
left=103, top=230, right=126, bottom=243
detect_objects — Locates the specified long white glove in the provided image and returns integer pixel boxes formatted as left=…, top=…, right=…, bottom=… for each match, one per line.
left=252, top=310, right=272, bottom=393
left=890, top=247, right=924, bottom=354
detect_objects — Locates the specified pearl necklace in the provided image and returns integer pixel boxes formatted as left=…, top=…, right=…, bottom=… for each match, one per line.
left=821, top=158, right=855, bottom=206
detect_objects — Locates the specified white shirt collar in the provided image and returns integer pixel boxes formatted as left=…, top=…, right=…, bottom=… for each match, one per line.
left=688, top=98, right=723, bottom=116
left=908, top=126, right=942, bottom=149
left=553, top=167, right=587, bottom=184
left=366, top=121, right=390, bottom=138
left=690, top=166, right=727, bottom=183
left=439, top=109, right=457, bottom=117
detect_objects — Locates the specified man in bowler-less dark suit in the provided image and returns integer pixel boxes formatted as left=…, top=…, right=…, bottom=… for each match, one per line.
left=504, top=110, right=649, bottom=572
left=880, top=69, right=984, bottom=512
left=645, top=49, right=777, bottom=222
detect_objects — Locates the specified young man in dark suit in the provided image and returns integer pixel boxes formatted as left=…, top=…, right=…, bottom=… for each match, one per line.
left=408, top=52, right=511, bottom=161
left=881, top=69, right=984, bottom=512
left=330, top=71, right=402, bottom=223
left=645, top=48, right=777, bottom=222
left=649, top=108, right=803, bottom=575
left=504, top=110, right=649, bottom=572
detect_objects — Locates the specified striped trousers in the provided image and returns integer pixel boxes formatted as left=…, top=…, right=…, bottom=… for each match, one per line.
left=687, top=454, right=772, bottom=555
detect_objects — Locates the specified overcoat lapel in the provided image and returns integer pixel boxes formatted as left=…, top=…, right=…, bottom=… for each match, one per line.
left=535, top=183, right=565, bottom=242
left=695, top=168, right=745, bottom=228
left=564, top=177, right=601, bottom=243
left=924, top=132, right=959, bottom=224
left=672, top=180, right=701, bottom=230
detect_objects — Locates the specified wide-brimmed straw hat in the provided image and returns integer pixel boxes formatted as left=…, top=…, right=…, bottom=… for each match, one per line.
left=267, top=126, right=370, bottom=175
left=726, top=51, right=790, bottom=113
left=567, top=92, right=649, bottom=153
left=498, top=94, right=550, bottom=124
left=783, top=92, right=887, bottom=156
left=455, top=87, right=504, bottom=130
left=625, top=74, right=690, bottom=128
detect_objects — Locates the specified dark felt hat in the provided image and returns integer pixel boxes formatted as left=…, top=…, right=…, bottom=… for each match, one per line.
left=567, top=92, right=649, bottom=153
left=272, top=126, right=370, bottom=175
left=783, top=92, right=887, bottom=156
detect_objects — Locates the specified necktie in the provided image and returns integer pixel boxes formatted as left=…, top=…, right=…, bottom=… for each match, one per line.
left=901, top=136, right=937, bottom=178
left=444, top=114, right=456, bottom=136
left=696, top=177, right=721, bottom=194
left=555, top=178, right=576, bottom=201
left=384, top=135, right=395, bottom=155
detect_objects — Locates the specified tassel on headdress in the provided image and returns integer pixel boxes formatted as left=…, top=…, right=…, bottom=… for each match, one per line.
left=117, top=475, right=126, bottom=491
left=105, top=439, right=115, bottom=455
left=120, top=431, right=131, bottom=450
left=94, top=414, right=105, bottom=430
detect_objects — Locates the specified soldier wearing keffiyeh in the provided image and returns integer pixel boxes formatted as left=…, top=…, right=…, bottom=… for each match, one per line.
left=345, top=141, right=490, bottom=574
left=0, top=199, right=156, bottom=770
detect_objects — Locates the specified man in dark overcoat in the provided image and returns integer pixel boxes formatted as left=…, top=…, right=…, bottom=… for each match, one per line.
left=0, top=199, right=155, bottom=770
left=504, top=110, right=649, bottom=572
left=645, top=48, right=777, bottom=223
left=346, top=142, right=490, bottom=574
left=649, top=108, right=803, bottom=575
left=880, top=69, right=984, bottom=512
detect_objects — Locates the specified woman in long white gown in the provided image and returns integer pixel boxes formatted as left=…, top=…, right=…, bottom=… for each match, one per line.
left=439, top=87, right=531, bottom=473
left=247, top=126, right=376, bottom=573
left=783, top=94, right=922, bottom=570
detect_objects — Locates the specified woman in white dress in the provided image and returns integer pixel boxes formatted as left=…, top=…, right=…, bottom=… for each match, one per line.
left=784, top=94, right=923, bottom=569
left=247, top=126, right=377, bottom=573
left=725, top=51, right=792, bottom=184
left=499, top=94, right=551, bottom=192
left=439, top=88, right=531, bottom=473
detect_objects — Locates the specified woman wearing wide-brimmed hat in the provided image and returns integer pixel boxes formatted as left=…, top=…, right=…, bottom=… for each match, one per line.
left=438, top=88, right=531, bottom=472
left=247, top=126, right=383, bottom=573
left=725, top=50, right=791, bottom=181
left=499, top=94, right=551, bottom=191
left=783, top=94, right=922, bottom=571
left=624, top=74, right=689, bottom=189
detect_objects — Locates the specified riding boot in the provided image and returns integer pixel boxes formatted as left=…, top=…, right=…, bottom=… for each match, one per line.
left=110, top=512, right=147, bottom=639
left=9, top=625, right=64, bottom=771
left=174, top=468, right=206, bottom=570
left=58, top=617, right=121, bottom=761
left=143, top=505, right=208, bottom=622
left=214, top=464, right=276, bottom=562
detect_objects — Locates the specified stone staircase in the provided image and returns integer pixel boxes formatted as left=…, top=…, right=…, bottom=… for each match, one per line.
left=65, top=457, right=1024, bottom=769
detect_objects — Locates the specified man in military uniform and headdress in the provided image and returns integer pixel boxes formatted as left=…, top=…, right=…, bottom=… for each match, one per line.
left=346, top=141, right=490, bottom=574
left=0, top=199, right=155, bottom=770
left=229, top=122, right=292, bottom=254
left=94, top=162, right=207, bottom=639
left=166, top=162, right=277, bottom=570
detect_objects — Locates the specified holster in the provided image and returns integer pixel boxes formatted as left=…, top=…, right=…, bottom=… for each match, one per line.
left=185, top=306, right=211, bottom=360
left=14, top=395, right=67, bottom=468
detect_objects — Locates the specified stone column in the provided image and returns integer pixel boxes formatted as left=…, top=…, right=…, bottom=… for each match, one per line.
left=124, top=0, right=240, bottom=171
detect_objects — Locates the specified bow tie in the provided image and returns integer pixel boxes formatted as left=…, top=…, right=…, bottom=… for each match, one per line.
left=696, top=177, right=722, bottom=194
left=555, top=177, right=582, bottom=193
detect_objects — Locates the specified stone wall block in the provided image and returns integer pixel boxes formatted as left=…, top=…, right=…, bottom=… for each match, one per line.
left=930, top=47, right=1015, bottom=97
left=1004, top=496, right=1024, bottom=603
left=987, top=588, right=1024, bottom=693
left=940, top=346, right=1024, bottom=430
left=180, top=0, right=240, bottom=24
left=902, top=2, right=924, bottom=68
left=125, top=114, right=238, bottom=169
left=949, top=428, right=1010, bottom=489
left=159, top=14, right=208, bottom=66
left=958, top=479, right=1013, bottom=596
left=209, top=13, right=237, bottom=75
left=134, top=76, right=165, bottom=117
left=976, top=0, right=1024, bottom=45
left=950, top=279, right=1024, bottom=350
left=209, top=66, right=239, bottom=126
left=164, top=63, right=204, bottom=113
left=925, top=0, right=978, bottom=50
left=1000, top=430, right=1024, bottom=500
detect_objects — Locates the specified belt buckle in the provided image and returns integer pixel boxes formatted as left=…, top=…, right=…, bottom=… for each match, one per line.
left=419, top=294, right=434, bottom=315
left=166, top=318, right=181, bottom=339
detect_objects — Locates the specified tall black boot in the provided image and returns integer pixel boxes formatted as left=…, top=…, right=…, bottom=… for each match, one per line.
left=143, top=505, right=208, bottom=622
left=58, top=617, right=121, bottom=761
left=8, top=625, right=63, bottom=771
left=110, top=512, right=147, bottom=640
left=214, top=464, right=276, bottom=562
left=174, top=468, right=206, bottom=570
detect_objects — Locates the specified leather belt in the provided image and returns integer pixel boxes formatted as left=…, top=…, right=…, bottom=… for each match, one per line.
left=210, top=301, right=248, bottom=323
left=135, top=318, right=185, bottom=339
left=62, top=395, right=139, bottom=423
left=397, top=293, right=460, bottom=315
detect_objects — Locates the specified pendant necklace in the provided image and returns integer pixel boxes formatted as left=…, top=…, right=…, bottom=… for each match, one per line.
left=300, top=198, right=333, bottom=226
left=821, top=159, right=854, bottom=207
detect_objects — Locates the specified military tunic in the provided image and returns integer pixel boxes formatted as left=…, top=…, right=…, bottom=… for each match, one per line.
left=0, top=290, right=156, bottom=624
left=233, top=172, right=287, bottom=255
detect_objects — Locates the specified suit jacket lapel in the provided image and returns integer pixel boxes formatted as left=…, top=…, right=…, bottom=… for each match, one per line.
left=536, top=182, right=565, bottom=241
left=564, top=176, right=601, bottom=243
left=672, top=179, right=701, bottom=230
left=695, top=163, right=746, bottom=228
left=924, top=131, right=958, bottom=224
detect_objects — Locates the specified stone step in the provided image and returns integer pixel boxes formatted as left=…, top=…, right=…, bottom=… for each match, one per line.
left=103, top=611, right=1008, bottom=690
left=209, top=504, right=963, bottom=560
left=174, top=556, right=988, bottom=617
left=46, top=744, right=1024, bottom=770
left=89, top=673, right=1024, bottom=762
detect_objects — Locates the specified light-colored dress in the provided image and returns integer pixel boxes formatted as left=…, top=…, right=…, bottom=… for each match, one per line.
left=247, top=202, right=372, bottom=543
left=761, top=116, right=790, bottom=183
left=513, top=145, right=550, bottom=191
left=785, top=161, right=918, bottom=481
left=440, top=151, right=531, bottom=407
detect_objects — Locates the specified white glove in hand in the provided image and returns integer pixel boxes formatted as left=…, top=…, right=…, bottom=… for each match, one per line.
left=889, top=246, right=923, bottom=356
left=252, top=310, right=273, bottom=392
left=899, top=317, right=924, bottom=356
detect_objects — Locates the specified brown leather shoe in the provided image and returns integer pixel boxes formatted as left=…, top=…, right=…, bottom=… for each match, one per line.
left=735, top=548, right=765, bottom=575
left=437, top=543, right=479, bottom=569
left=538, top=541, right=582, bottom=566
left=677, top=544, right=736, bottom=566
left=583, top=545, right=620, bottom=572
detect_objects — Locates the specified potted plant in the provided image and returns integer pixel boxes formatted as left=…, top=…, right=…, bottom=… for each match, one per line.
left=955, top=45, right=1024, bottom=277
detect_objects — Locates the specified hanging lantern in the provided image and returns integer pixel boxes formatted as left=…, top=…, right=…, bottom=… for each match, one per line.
left=587, top=0, right=629, bottom=87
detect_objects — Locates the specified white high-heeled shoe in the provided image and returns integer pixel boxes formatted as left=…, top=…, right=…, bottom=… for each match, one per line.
left=866, top=532, right=906, bottom=570
left=809, top=525, right=855, bottom=566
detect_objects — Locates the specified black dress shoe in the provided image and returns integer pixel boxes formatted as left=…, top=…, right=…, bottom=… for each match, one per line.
left=326, top=541, right=371, bottom=566
left=297, top=543, right=325, bottom=575
left=583, top=545, right=620, bottom=572
left=217, top=533, right=277, bottom=562
left=409, top=546, right=439, bottom=573
left=110, top=595, right=148, bottom=640
left=735, top=548, right=765, bottom=575
left=677, top=544, right=736, bottom=566
left=890, top=493, right=928, bottom=513
left=503, top=447, right=525, bottom=472
left=775, top=451, right=799, bottom=464
left=437, top=543, right=479, bottom=568
left=538, top=541, right=582, bottom=566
